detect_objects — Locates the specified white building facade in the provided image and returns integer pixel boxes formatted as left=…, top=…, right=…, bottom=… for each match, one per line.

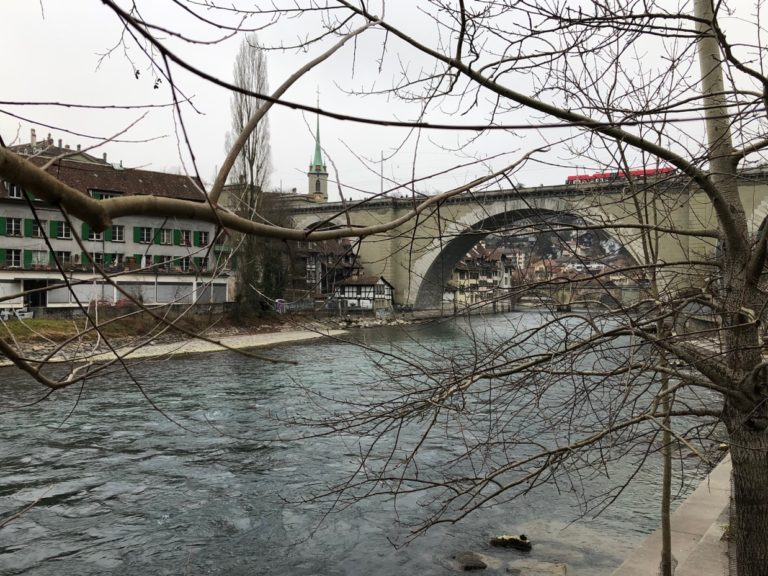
left=0, top=133, right=231, bottom=312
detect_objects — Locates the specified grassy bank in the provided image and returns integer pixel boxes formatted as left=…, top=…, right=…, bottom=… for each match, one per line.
left=0, top=310, right=290, bottom=345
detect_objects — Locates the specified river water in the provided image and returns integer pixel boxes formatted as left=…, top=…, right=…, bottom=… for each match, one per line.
left=0, top=313, right=714, bottom=575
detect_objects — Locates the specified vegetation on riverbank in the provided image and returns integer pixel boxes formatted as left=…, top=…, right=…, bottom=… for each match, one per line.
left=0, top=311, right=293, bottom=345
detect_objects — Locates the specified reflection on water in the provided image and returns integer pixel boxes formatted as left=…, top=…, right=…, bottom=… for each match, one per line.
left=0, top=313, right=713, bottom=575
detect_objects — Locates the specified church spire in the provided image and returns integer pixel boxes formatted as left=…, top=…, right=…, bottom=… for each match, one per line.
left=312, top=114, right=323, bottom=170
left=307, top=89, right=328, bottom=202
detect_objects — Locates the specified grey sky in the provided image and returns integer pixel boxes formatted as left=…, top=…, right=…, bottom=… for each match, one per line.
left=1, top=1, right=763, bottom=200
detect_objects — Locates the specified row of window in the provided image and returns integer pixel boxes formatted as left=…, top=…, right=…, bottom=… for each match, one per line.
left=134, top=227, right=210, bottom=247
left=3, top=249, right=77, bottom=268
left=1, top=218, right=124, bottom=241
left=2, top=249, right=210, bottom=272
left=1, top=218, right=214, bottom=247
left=341, top=285, right=388, bottom=296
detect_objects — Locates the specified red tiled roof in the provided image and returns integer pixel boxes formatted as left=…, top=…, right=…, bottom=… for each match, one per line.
left=3, top=146, right=205, bottom=202
left=37, top=158, right=205, bottom=202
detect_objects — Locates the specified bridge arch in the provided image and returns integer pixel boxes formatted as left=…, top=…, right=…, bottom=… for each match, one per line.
left=286, top=178, right=768, bottom=308
left=408, top=197, right=638, bottom=309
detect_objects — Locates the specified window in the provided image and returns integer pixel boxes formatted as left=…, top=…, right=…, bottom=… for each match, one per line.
left=88, top=229, right=103, bottom=241
left=7, top=183, right=22, bottom=199
left=6, top=249, right=20, bottom=268
left=55, top=251, right=71, bottom=264
left=58, top=222, right=72, bottom=239
left=139, top=227, right=152, bottom=244
left=356, top=286, right=362, bottom=296
left=375, top=283, right=385, bottom=296
left=31, top=220, right=46, bottom=238
left=159, top=228, right=172, bottom=245
left=195, top=257, right=208, bottom=271
left=315, top=179, right=321, bottom=193
left=161, top=255, right=172, bottom=271
left=199, top=231, right=209, bottom=246
left=31, top=251, right=47, bottom=266
left=83, top=252, right=104, bottom=266
left=306, top=259, right=317, bottom=283
left=90, top=190, right=119, bottom=200
left=180, top=256, right=191, bottom=272
left=112, top=225, right=124, bottom=242
left=7, top=218, right=21, bottom=236
left=181, top=229, right=192, bottom=246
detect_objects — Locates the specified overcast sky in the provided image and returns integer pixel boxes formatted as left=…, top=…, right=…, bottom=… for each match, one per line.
left=0, top=0, right=563, bottom=200
left=1, top=1, right=762, bottom=201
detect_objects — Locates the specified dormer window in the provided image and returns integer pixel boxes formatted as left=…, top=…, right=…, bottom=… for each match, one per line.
left=90, top=189, right=120, bottom=200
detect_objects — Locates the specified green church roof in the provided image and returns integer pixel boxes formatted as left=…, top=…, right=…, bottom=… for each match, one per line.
left=312, top=114, right=324, bottom=168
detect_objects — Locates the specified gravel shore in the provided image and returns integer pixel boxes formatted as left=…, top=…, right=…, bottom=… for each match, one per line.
left=0, top=328, right=347, bottom=368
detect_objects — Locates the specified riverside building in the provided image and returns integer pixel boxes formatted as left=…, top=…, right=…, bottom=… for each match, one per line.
left=0, top=130, right=231, bottom=314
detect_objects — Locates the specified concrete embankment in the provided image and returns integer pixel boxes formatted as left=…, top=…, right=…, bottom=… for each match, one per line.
left=611, top=454, right=731, bottom=576
left=0, top=329, right=348, bottom=368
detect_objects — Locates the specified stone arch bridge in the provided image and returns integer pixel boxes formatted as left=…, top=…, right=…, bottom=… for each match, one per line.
left=289, top=174, right=768, bottom=309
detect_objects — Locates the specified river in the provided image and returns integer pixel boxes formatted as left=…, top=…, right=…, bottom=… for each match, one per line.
left=0, top=313, right=716, bottom=575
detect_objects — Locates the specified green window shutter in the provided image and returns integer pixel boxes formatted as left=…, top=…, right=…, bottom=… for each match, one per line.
left=0, top=249, right=5, bottom=264
left=24, top=219, right=34, bottom=237
left=50, top=221, right=58, bottom=237
left=194, top=231, right=202, bottom=247
left=134, top=253, right=143, bottom=267
left=49, top=250, right=56, bottom=265
left=23, top=250, right=33, bottom=269
left=104, top=253, right=114, bottom=265
left=105, top=227, right=113, bottom=242
left=174, top=229, right=181, bottom=246
left=0, top=217, right=5, bottom=236
left=82, top=223, right=90, bottom=239
left=25, top=190, right=36, bottom=201
left=82, top=252, right=90, bottom=265
left=153, top=255, right=162, bottom=264
left=133, top=226, right=142, bottom=243
left=153, top=229, right=161, bottom=245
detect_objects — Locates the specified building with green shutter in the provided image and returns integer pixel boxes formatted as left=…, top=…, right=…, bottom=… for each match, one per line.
left=0, top=131, right=231, bottom=312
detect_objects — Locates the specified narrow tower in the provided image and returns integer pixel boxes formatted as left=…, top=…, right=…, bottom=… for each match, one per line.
left=308, top=108, right=328, bottom=202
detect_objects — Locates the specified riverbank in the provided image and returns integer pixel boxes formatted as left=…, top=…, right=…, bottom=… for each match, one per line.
left=0, top=327, right=348, bottom=368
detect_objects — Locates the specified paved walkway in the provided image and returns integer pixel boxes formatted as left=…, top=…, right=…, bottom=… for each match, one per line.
left=611, top=455, right=731, bottom=576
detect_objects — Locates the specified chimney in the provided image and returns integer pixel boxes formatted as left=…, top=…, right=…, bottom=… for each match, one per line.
left=47, top=133, right=52, bottom=145
left=65, top=144, right=70, bottom=149
left=30, top=129, right=36, bottom=146
left=77, top=144, right=81, bottom=151
left=58, top=139, right=62, bottom=148
left=102, top=152, right=107, bottom=162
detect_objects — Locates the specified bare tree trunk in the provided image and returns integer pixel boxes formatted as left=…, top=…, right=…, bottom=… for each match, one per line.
left=660, top=368, right=674, bottom=576
left=725, top=412, right=768, bottom=576
left=695, top=2, right=768, bottom=574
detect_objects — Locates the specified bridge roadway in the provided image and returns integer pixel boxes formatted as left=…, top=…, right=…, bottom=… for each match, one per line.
left=289, top=173, right=768, bottom=309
